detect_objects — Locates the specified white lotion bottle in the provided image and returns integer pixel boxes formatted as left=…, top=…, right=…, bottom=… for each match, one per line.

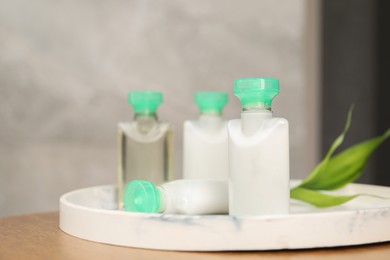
left=228, top=78, right=290, bottom=216
left=183, top=92, right=229, bottom=180
left=124, top=180, right=228, bottom=215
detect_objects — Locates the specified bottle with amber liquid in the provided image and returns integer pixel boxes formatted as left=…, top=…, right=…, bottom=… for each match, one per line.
left=117, top=91, right=173, bottom=209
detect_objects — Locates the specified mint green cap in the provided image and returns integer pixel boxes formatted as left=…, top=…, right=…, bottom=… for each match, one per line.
left=195, top=92, right=228, bottom=114
left=234, top=78, right=280, bottom=109
left=128, top=91, right=163, bottom=114
left=124, top=180, right=162, bottom=213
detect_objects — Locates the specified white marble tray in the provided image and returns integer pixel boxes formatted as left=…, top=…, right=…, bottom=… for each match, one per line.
left=59, top=182, right=390, bottom=251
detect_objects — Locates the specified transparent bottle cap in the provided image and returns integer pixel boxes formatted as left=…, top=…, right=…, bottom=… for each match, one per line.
left=128, top=91, right=163, bottom=114
left=234, top=78, right=280, bottom=109
left=195, top=92, right=228, bottom=114
left=124, top=180, right=161, bottom=213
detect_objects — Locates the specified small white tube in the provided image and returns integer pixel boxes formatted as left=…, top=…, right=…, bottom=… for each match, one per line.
left=124, top=179, right=228, bottom=215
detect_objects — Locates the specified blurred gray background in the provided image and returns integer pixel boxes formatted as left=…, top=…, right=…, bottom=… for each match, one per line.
left=0, top=0, right=321, bottom=217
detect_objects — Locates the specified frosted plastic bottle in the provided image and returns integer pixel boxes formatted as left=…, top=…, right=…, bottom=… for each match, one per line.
left=124, top=179, right=228, bottom=215
left=117, top=91, right=174, bottom=209
left=183, top=92, right=229, bottom=180
left=228, top=78, right=290, bottom=216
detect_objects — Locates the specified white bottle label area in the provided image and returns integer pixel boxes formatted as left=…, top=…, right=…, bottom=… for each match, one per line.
left=160, top=180, right=228, bottom=215
left=228, top=116, right=290, bottom=216
left=183, top=116, right=228, bottom=180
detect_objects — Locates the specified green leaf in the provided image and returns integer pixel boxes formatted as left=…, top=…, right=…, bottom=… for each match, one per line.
left=291, top=187, right=358, bottom=208
left=302, top=128, right=390, bottom=190
left=298, top=106, right=354, bottom=188
left=291, top=104, right=390, bottom=208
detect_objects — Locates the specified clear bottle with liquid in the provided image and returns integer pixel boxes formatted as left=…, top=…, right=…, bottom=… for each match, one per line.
left=183, top=92, right=229, bottom=180
left=228, top=78, right=290, bottom=216
left=124, top=179, right=228, bottom=215
left=117, top=91, right=174, bottom=209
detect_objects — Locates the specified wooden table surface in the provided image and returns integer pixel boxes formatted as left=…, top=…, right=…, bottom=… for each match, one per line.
left=0, top=212, right=389, bottom=260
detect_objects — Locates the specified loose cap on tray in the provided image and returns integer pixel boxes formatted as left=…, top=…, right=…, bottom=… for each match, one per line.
left=124, top=180, right=162, bottom=213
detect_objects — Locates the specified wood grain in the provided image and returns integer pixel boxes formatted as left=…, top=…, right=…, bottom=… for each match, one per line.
left=0, top=212, right=389, bottom=260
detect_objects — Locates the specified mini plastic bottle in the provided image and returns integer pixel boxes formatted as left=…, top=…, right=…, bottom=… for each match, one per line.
left=183, top=92, right=229, bottom=180
left=117, top=91, right=173, bottom=209
left=124, top=179, right=228, bottom=215
left=228, top=78, right=290, bottom=216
